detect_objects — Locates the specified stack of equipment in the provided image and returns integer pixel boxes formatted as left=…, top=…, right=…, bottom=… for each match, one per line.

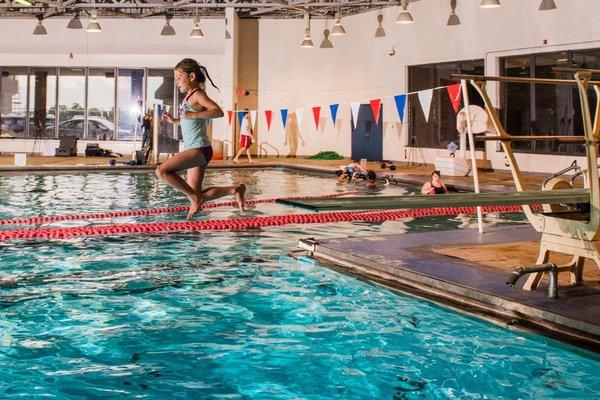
left=55, top=136, right=77, bottom=157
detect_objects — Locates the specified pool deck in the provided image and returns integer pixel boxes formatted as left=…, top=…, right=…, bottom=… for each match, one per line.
left=2, top=154, right=599, bottom=349
left=299, top=226, right=600, bottom=350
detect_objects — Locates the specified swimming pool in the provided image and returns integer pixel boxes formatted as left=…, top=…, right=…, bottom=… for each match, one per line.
left=0, top=169, right=598, bottom=399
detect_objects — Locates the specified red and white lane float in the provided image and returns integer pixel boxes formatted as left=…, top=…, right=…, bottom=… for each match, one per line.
left=0, top=204, right=531, bottom=241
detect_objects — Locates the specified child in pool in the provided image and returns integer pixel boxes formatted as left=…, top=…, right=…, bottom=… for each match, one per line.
left=158, top=58, right=246, bottom=218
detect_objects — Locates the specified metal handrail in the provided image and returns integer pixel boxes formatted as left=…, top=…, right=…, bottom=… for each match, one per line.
left=259, top=141, right=279, bottom=158
left=542, top=160, right=581, bottom=188
left=258, top=143, right=267, bottom=158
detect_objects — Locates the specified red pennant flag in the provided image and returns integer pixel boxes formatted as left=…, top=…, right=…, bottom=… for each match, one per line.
left=370, top=99, right=381, bottom=125
left=264, top=110, right=273, bottom=131
left=446, top=83, right=462, bottom=113
left=312, top=106, right=321, bottom=129
left=227, top=110, right=233, bottom=126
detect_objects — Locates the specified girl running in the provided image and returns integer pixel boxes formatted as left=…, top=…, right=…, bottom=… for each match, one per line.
left=158, top=58, right=245, bottom=218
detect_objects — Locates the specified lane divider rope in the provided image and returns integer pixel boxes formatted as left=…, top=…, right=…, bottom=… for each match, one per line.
left=0, top=204, right=534, bottom=241
left=0, top=191, right=360, bottom=226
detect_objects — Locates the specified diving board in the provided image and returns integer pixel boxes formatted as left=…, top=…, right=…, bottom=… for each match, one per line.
left=277, top=189, right=590, bottom=212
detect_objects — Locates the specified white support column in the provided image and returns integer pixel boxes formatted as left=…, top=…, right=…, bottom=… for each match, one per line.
left=461, top=79, right=484, bottom=234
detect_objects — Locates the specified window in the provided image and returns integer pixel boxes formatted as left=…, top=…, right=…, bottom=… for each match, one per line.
left=88, top=68, right=115, bottom=140
left=117, top=69, right=144, bottom=141
left=408, top=59, right=484, bottom=150
left=500, top=48, right=600, bottom=155
left=58, top=68, right=86, bottom=137
left=0, top=67, right=28, bottom=138
left=0, top=66, right=178, bottom=142
left=500, top=55, right=532, bottom=153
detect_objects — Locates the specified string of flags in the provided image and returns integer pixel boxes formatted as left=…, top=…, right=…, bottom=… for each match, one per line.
left=226, top=83, right=463, bottom=132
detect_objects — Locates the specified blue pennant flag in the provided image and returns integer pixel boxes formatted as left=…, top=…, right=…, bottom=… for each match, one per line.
left=394, top=94, right=407, bottom=122
left=280, top=109, right=288, bottom=128
left=237, top=111, right=245, bottom=126
left=329, top=104, right=339, bottom=126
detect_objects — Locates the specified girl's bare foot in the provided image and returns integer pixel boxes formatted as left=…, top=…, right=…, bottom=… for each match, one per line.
left=187, top=194, right=205, bottom=219
left=234, top=184, right=246, bottom=212
left=233, top=158, right=240, bottom=164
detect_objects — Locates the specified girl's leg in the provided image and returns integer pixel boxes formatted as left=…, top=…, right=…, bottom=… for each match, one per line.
left=186, top=165, right=204, bottom=192
left=200, top=184, right=246, bottom=212
left=246, top=148, right=253, bottom=163
left=188, top=163, right=246, bottom=212
left=156, top=148, right=206, bottom=218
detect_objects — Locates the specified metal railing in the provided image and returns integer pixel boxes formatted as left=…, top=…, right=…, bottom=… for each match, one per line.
left=258, top=141, right=279, bottom=158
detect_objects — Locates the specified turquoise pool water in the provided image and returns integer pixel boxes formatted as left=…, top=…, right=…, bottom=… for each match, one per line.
left=0, top=169, right=598, bottom=399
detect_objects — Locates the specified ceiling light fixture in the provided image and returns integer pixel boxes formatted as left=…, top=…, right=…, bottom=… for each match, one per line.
left=396, top=1, right=414, bottom=24
left=320, top=20, right=333, bottom=48
left=161, top=15, right=176, bottom=36
left=375, top=11, right=386, bottom=37
left=480, top=0, right=501, bottom=8
left=330, top=12, right=346, bottom=36
left=300, top=12, right=314, bottom=48
left=67, top=13, right=83, bottom=29
left=190, top=9, right=203, bottom=38
left=447, top=0, right=460, bottom=25
left=190, top=19, right=203, bottom=38
left=86, top=10, right=102, bottom=33
left=33, top=15, right=47, bottom=35
left=539, top=0, right=557, bottom=11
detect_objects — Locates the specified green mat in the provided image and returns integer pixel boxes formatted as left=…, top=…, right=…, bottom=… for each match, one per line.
left=308, top=151, right=345, bottom=160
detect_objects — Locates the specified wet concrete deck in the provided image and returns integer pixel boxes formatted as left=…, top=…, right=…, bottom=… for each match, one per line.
left=301, top=225, right=600, bottom=350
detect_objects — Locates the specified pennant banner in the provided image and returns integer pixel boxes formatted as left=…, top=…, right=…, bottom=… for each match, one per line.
left=296, top=108, right=304, bottom=127
left=250, top=110, right=258, bottom=129
left=227, top=110, right=233, bottom=126
left=350, top=102, right=361, bottom=129
left=312, top=106, right=321, bottom=130
left=329, top=104, right=339, bottom=126
left=370, top=99, right=381, bottom=125
left=264, top=110, right=273, bottom=131
left=280, top=109, right=288, bottom=129
left=418, top=89, right=434, bottom=122
left=237, top=111, right=245, bottom=126
left=394, top=94, right=407, bottom=122
left=446, top=83, right=462, bottom=113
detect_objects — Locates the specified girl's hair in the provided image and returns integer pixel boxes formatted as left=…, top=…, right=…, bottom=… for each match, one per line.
left=175, top=58, right=219, bottom=91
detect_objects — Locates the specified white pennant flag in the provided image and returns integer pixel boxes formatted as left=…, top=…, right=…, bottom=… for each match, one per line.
left=418, top=89, right=434, bottom=123
left=295, top=108, right=304, bottom=127
left=350, top=102, right=361, bottom=129
left=250, top=110, right=258, bottom=130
